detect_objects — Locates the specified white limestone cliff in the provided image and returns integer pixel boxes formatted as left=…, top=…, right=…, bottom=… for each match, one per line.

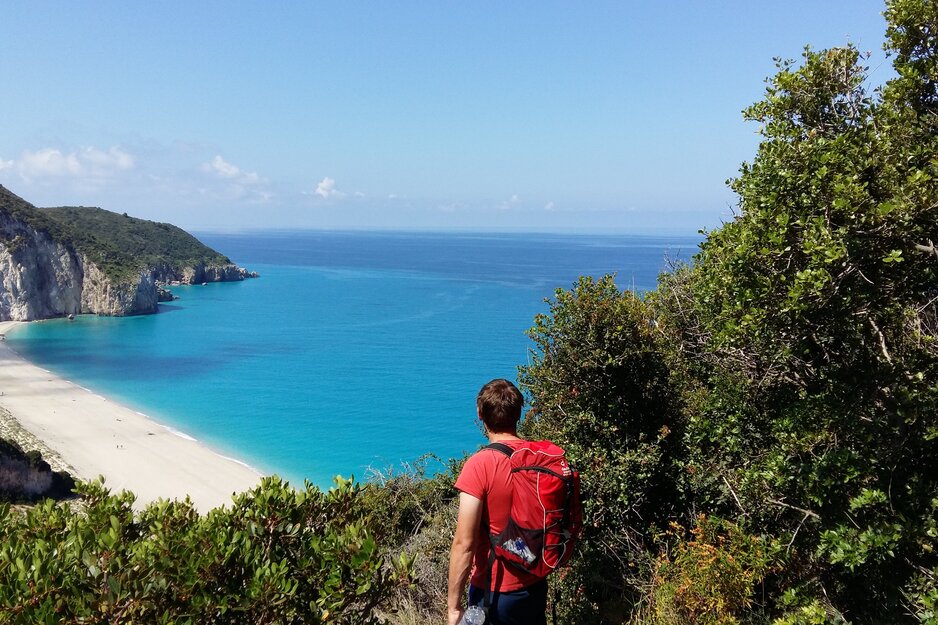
left=0, top=203, right=252, bottom=321
left=0, top=211, right=84, bottom=320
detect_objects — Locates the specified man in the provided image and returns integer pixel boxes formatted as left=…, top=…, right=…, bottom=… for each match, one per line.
left=447, top=379, right=548, bottom=625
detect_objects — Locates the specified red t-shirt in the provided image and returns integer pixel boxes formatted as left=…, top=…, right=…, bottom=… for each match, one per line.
left=454, top=441, right=542, bottom=592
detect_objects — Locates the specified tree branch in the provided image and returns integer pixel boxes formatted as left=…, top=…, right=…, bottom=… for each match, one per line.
left=915, top=239, right=938, bottom=259
left=768, top=498, right=820, bottom=519
left=869, top=317, right=893, bottom=364
left=787, top=511, right=813, bottom=553
left=723, top=475, right=747, bottom=515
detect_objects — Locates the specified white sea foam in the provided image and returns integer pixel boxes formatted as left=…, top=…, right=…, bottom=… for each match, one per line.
left=220, top=454, right=257, bottom=471
left=164, top=425, right=197, bottom=442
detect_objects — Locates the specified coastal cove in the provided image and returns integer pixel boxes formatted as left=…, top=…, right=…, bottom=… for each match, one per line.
left=3, top=3, right=935, bottom=620
left=0, top=321, right=262, bottom=511
left=4, top=231, right=699, bottom=491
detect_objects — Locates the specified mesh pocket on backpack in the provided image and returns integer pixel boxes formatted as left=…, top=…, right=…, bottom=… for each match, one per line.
left=492, top=518, right=544, bottom=572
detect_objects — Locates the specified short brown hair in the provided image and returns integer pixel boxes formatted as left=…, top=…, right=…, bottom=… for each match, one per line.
left=477, top=379, right=524, bottom=433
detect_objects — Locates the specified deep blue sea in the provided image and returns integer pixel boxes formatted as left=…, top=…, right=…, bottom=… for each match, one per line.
left=6, top=231, right=699, bottom=487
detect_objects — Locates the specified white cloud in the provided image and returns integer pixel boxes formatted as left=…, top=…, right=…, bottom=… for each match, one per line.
left=6, top=146, right=135, bottom=185
left=544, top=201, right=556, bottom=211
left=205, top=155, right=240, bottom=178
left=197, top=155, right=270, bottom=203
left=314, top=176, right=346, bottom=199
left=81, top=146, right=134, bottom=171
left=202, top=155, right=262, bottom=185
left=0, top=141, right=284, bottom=212
left=499, top=193, right=521, bottom=210
left=19, top=148, right=82, bottom=178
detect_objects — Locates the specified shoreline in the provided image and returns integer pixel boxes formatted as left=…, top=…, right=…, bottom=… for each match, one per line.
left=0, top=320, right=264, bottom=511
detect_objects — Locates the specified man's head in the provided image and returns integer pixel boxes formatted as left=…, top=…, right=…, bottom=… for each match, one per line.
left=476, top=378, right=524, bottom=434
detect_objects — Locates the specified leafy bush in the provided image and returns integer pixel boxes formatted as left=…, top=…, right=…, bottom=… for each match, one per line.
left=361, top=455, right=462, bottom=548
left=508, top=3, right=938, bottom=623
left=0, top=476, right=410, bottom=624
left=361, top=457, right=465, bottom=623
left=643, top=516, right=776, bottom=625
left=667, top=24, right=938, bottom=622
left=517, top=275, right=685, bottom=622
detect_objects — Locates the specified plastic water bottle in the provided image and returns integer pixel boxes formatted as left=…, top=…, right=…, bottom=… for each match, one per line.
left=460, top=605, right=486, bottom=625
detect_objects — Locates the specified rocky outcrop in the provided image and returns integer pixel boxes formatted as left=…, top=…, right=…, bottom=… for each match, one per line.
left=79, top=260, right=160, bottom=316
left=152, top=262, right=259, bottom=285
left=0, top=446, right=53, bottom=498
left=0, top=187, right=256, bottom=321
left=0, top=217, right=164, bottom=320
left=157, top=285, right=176, bottom=302
left=0, top=431, right=76, bottom=502
left=0, top=211, right=84, bottom=320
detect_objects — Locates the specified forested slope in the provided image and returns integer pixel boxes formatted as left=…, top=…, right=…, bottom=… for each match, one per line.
left=0, top=185, right=255, bottom=319
left=40, top=205, right=232, bottom=283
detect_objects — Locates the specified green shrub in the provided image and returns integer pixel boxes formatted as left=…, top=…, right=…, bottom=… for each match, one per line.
left=667, top=23, right=938, bottom=621
left=518, top=275, right=686, bottom=622
left=361, top=455, right=464, bottom=624
left=0, top=476, right=410, bottom=624
left=643, top=516, right=776, bottom=625
left=511, top=5, right=938, bottom=623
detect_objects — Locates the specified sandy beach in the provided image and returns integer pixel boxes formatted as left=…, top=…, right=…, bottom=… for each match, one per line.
left=0, top=320, right=264, bottom=511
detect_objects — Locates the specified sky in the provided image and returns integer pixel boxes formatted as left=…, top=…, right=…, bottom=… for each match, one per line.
left=0, top=1, right=892, bottom=234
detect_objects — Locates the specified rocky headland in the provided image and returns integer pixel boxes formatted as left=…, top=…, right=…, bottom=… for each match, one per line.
left=0, top=185, right=257, bottom=320
left=0, top=406, right=76, bottom=502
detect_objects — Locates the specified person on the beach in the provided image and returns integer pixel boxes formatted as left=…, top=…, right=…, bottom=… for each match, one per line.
left=447, top=379, right=547, bottom=625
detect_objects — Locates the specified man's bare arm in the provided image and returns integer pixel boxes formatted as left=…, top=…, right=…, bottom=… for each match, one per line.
left=447, top=492, right=483, bottom=625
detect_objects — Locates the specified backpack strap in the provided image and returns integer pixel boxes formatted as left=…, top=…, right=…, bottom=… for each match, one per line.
left=485, top=442, right=514, bottom=457
left=480, top=441, right=514, bottom=609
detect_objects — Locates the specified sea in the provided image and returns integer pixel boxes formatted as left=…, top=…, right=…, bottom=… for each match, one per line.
left=6, top=231, right=700, bottom=487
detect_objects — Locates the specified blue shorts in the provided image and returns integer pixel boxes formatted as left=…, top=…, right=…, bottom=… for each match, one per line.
left=468, top=579, right=547, bottom=625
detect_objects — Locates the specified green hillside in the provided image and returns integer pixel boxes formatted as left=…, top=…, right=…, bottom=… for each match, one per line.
left=0, top=185, right=232, bottom=283
left=0, top=184, right=64, bottom=240
left=41, top=206, right=231, bottom=281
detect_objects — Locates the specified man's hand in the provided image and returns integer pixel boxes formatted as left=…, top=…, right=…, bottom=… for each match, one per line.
left=447, top=492, right=483, bottom=625
left=447, top=606, right=465, bottom=625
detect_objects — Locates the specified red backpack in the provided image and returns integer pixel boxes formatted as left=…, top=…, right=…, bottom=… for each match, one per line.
left=485, top=440, right=583, bottom=578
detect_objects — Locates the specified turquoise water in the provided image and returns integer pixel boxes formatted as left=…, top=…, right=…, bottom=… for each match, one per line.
left=6, top=231, right=699, bottom=487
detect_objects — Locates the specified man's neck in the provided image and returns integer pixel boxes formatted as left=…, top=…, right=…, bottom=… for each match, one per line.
left=486, top=431, right=522, bottom=444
